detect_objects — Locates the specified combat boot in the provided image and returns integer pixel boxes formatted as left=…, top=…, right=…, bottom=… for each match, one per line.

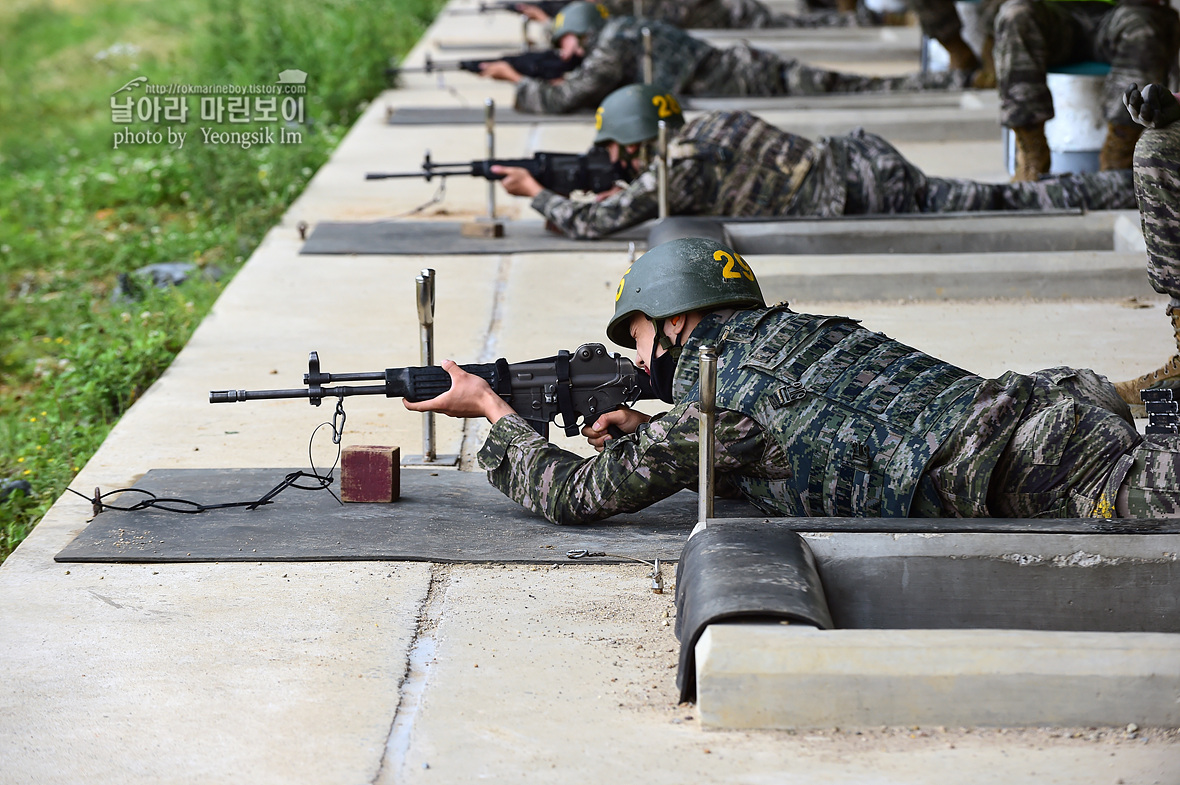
left=971, top=35, right=995, bottom=89
left=1012, top=122, right=1050, bottom=182
left=836, top=0, right=857, bottom=12
left=1099, top=122, right=1142, bottom=171
left=1113, top=302, right=1180, bottom=405
left=940, top=33, right=979, bottom=73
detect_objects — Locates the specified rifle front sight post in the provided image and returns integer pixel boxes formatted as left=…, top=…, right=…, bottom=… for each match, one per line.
left=485, top=99, right=496, bottom=221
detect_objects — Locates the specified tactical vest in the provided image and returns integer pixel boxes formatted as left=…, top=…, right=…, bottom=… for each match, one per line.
left=697, top=308, right=984, bottom=517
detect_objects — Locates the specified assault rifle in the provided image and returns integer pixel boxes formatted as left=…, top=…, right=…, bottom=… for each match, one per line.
left=365, top=148, right=618, bottom=197
left=210, top=344, right=653, bottom=439
left=386, top=51, right=580, bottom=82
left=447, top=0, right=568, bottom=16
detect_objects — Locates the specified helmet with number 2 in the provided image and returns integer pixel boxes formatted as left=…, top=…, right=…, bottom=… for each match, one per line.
left=594, top=84, right=685, bottom=146
left=606, top=238, right=765, bottom=349
left=551, top=2, right=610, bottom=46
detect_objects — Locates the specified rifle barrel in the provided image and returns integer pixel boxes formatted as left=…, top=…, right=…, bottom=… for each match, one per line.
left=209, top=384, right=390, bottom=403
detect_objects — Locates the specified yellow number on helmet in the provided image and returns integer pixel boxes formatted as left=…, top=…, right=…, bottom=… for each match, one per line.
left=716, top=250, right=755, bottom=281
left=595, top=106, right=604, bottom=130
left=596, top=3, right=609, bottom=17
left=555, top=11, right=565, bottom=27
left=615, top=266, right=631, bottom=301
left=650, top=94, right=679, bottom=119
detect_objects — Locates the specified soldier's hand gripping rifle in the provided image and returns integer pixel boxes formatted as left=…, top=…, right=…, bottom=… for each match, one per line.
left=365, top=148, right=619, bottom=197
left=210, top=344, right=653, bottom=439
left=386, top=51, right=581, bottom=83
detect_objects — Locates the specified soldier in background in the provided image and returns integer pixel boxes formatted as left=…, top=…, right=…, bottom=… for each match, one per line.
left=1112, top=83, right=1180, bottom=404
left=492, top=84, right=1135, bottom=238
left=515, top=0, right=867, bottom=29
left=994, top=0, right=1178, bottom=181
left=479, top=2, right=970, bottom=115
left=405, top=236, right=1177, bottom=522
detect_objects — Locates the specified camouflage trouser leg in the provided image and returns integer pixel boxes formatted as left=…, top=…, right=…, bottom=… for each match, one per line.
left=921, top=169, right=1135, bottom=211
left=782, top=58, right=966, bottom=95
left=996, top=0, right=1179, bottom=128
left=1135, top=122, right=1180, bottom=299
left=1110, top=436, right=1180, bottom=518
left=767, top=9, right=859, bottom=28
left=835, top=130, right=929, bottom=214
left=908, top=0, right=962, bottom=44
left=834, top=130, right=1135, bottom=214
left=988, top=373, right=1142, bottom=518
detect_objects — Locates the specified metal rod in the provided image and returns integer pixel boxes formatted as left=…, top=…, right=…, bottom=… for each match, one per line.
left=485, top=98, right=496, bottom=220
left=633, top=0, right=642, bottom=15
left=641, top=27, right=653, bottom=84
left=416, top=268, right=437, bottom=461
left=698, top=345, right=717, bottom=524
left=627, top=241, right=636, bottom=266
left=656, top=119, right=668, bottom=220
left=522, top=14, right=531, bottom=50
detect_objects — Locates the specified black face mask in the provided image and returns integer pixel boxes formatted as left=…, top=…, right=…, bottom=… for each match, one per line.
left=648, top=338, right=682, bottom=404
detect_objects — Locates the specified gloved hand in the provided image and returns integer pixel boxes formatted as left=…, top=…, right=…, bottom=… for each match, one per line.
left=1124, top=83, right=1180, bottom=130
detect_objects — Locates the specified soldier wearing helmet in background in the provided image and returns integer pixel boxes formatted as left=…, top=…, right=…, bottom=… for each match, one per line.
left=405, top=236, right=1180, bottom=524
left=513, top=0, right=870, bottom=29
left=492, top=83, right=1135, bottom=238
left=478, top=2, right=971, bottom=115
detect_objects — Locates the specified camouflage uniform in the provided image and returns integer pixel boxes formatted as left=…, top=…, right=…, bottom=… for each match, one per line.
left=993, top=0, right=1180, bottom=129
left=515, top=17, right=964, bottom=114
left=531, top=111, right=1134, bottom=237
left=907, top=0, right=965, bottom=45
left=477, top=307, right=1170, bottom=523
left=1135, top=115, right=1180, bottom=299
left=598, top=0, right=859, bottom=28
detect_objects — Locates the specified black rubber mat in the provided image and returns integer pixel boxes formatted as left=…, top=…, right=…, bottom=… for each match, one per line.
left=386, top=106, right=593, bottom=125
left=55, top=468, right=759, bottom=564
left=299, top=220, right=647, bottom=255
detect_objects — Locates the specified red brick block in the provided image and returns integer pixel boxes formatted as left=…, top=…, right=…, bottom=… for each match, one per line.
left=340, top=445, right=401, bottom=503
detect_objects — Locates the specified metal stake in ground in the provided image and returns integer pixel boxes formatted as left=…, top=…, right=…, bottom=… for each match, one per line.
left=698, top=345, right=717, bottom=524
left=642, top=27, right=653, bottom=85
left=417, top=268, right=437, bottom=462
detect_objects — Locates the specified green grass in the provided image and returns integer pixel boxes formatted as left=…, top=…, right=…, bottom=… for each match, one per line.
left=0, top=0, right=443, bottom=561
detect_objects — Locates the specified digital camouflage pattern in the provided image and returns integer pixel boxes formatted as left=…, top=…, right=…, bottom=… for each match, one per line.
left=994, top=0, right=1179, bottom=128
left=817, top=128, right=1135, bottom=215
left=478, top=308, right=1170, bottom=523
left=514, top=17, right=965, bottom=114
left=1135, top=118, right=1180, bottom=298
left=597, top=0, right=859, bottom=28
left=530, top=112, right=1135, bottom=237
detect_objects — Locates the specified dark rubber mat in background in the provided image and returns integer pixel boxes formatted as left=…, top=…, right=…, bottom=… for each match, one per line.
left=55, top=468, right=760, bottom=564
left=299, top=220, right=646, bottom=255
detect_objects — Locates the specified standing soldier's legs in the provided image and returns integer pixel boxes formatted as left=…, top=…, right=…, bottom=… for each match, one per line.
left=1095, top=4, right=1180, bottom=171
left=909, top=0, right=979, bottom=71
left=994, top=0, right=1087, bottom=180
left=1113, top=107, right=1180, bottom=403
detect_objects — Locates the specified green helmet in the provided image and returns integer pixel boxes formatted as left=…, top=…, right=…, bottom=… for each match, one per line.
left=606, top=237, right=765, bottom=348
left=593, top=84, right=686, bottom=146
left=551, top=2, right=610, bottom=46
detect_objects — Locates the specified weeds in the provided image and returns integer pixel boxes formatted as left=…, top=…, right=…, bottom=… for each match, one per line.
left=0, top=0, right=441, bottom=560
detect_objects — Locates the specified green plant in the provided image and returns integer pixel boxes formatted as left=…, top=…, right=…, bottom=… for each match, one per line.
left=0, top=0, right=442, bottom=561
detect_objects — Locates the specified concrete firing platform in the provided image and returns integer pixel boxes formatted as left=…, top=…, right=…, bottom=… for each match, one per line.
left=3, top=1, right=1178, bottom=782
